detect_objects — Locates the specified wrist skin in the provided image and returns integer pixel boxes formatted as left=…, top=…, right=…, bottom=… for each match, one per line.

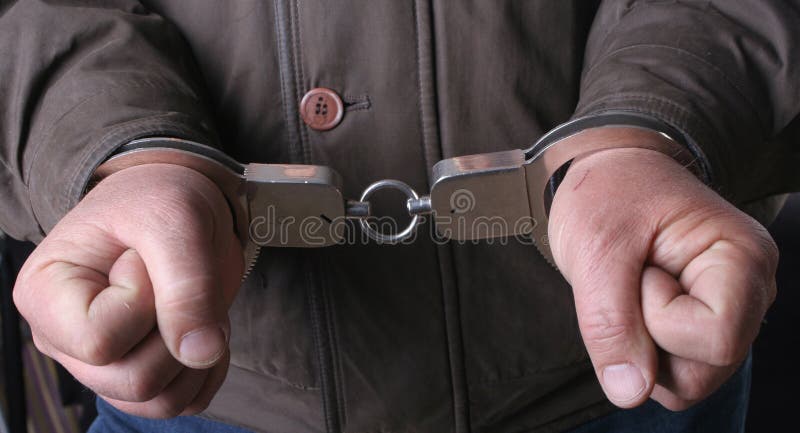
left=548, top=125, right=706, bottom=190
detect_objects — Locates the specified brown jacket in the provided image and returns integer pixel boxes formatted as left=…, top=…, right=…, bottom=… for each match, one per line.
left=1, top=1, right=799, bottom=432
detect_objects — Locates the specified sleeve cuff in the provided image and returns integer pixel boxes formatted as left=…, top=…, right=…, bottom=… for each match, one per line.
left=28, top=86, right=219, bottom=238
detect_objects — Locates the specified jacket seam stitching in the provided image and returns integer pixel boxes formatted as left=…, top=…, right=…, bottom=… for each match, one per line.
left=412, top=2, right=470, bottom=433
left=291, top=0, right=311, bottom=164
left=273, top=0, right=300, bottom=163
left=324, top=270, right=348, bottom=426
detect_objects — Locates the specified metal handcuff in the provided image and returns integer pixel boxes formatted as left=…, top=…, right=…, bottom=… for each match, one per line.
left=91, top=113, right=701, bottom=276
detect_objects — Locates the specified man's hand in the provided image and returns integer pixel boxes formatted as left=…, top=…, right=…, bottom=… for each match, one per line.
left=549, top=131, right=777, bottom=411
left=13, top=164, right=244, bottom=417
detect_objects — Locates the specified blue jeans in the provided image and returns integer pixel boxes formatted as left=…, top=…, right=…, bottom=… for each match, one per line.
left=90, top=353, right=751, bottom=433
left=570, top=353, right=751, bottom=433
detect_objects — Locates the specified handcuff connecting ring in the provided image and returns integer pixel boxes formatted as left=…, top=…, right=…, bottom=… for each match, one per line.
left=358, top=179, right=429, bottom=244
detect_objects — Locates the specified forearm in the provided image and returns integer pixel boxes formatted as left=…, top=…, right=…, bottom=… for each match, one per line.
left=576, top=0, right=800, bottom=203
left=0, top=0, right=219, bottom=241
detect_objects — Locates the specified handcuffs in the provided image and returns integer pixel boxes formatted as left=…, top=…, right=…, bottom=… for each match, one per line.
left=91, top=113, right=703, bottom=276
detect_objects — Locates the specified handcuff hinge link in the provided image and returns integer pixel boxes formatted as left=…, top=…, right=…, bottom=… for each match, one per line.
left=345, top=200, right=371, bottom=219
left=407, top=196, right=432, bottom=216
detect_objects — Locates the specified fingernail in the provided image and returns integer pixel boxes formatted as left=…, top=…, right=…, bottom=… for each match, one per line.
left=179, top=326, right=226, bottom=367
left=602, top=363, right=646, bottom=403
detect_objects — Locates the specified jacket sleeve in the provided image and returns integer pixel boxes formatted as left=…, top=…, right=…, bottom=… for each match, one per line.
left=575, top=0, right=800, bottom=204
left=0, top=0, right=220, bottom=242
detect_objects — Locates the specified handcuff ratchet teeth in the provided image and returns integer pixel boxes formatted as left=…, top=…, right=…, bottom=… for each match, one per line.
left=92, top=114, right=699, bottom=277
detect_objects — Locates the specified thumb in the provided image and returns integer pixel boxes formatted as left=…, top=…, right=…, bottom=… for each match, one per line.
left=548, top=158, right=658, bottom=408
left=558, top=230, right=658, bottom=407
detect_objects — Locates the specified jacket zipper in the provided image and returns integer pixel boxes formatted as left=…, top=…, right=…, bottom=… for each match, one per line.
left=413, top=1, right=470, bottom=431
left=274, top=1, right=342, bottom=432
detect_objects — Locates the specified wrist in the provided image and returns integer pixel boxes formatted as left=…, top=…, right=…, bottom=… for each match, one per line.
left=546, top=126, right=704, bottom=196
left=567, top=127, right=694, bottom=167
left=90, top=163, right=230, bottom=215
left=86, top=138, right=248, bottom=248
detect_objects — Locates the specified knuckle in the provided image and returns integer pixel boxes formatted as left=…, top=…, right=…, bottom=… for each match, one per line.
left=182, top=398, right=211, bottom=416
left=11, top=282, right=29, bottom=317
left=80, top=329, right=118, bottom=366
left=126, top=369, right=165, bottom=402
left=707, top=327, right=743, bottom=366
left=754, top=229, right=780, bottom=270
left=152, top=397, right=186, bottom=419
left=661, top=397, right=695, bottom=412
left=580, top=309, right=637, bottom=356
left=159, top=284, right=218, bottom=320
left=30, top=333, right=51, bottom=357
left=678, top=378, right=710, bottom=402
left=739, top=223, right=779, bottom=275
left=575, top=224, right=628, bottom=269
left=12, top=268, right=42, bottom=319
left=765, top=282, right=778, bottom=308
left=672, top=363, right=721, bottom=402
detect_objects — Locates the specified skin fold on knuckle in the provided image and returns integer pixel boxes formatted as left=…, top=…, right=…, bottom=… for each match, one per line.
left=79, top=326, right=121, bottom=366
left=12, top=254, right=63, bottom=322
left=732, top=233, right=779, bottom=317
left=655, top=392, right=696, bottom=412
left=158, top=277, right=220, bottom=316
left=125, top=365, right=171, bottom=403
left=705, top=323, right=746, bottom=367
left=182, top=393, right=213, bottom=416
left=746, top=229, right=780, bottom=303
left=674, top=369, right=714, bottom=402
left=672, top=361, right=734, bottom=404
left=155, top=398, right=189, bottom=419
left=557, top=212, right=643, bottom=284
left=650, top=205, right=731, bottom=274
left=11, top=277, right=33, bottom=322
left=579, top=309, right=639, bottom=359
left=30, top=332, right=54, bottom=358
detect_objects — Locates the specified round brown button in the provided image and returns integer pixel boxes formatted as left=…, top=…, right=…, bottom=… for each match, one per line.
left=300, top=87, right=344, bottom=131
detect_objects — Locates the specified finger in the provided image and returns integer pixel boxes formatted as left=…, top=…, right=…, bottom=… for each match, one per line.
left=110, top=167, right=243, bottom=368
left=550, top=222, right=658, bottom=407
left=650, top=352, right=739, bottom=411
left=17, top=248, right=156, bottom=366
left=651, top=384, right=696, bottom=412
left=181, top=350, right=230, bottom=416
left=102, top=363, right=212, bottom=419
left=43, top=330, right=183, bottom=402
left=549, top=177, right=660, bottom=407
left=642, top=245, right=768, bottom=366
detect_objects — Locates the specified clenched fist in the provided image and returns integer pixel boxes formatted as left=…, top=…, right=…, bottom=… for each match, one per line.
left=13, top=164, right=243, bottom=417
left=549, top=129, right=777, bottom=411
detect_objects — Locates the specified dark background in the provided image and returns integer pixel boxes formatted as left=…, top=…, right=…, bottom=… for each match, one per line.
left=746, top=194, right=800, bottom=432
